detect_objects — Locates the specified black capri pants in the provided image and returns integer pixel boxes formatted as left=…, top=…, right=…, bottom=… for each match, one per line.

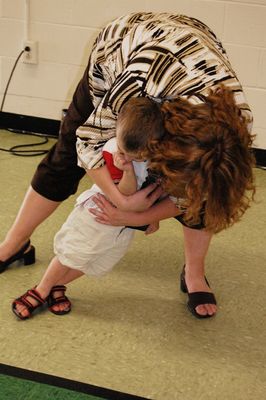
left=31, top=63, right=92, bottom=202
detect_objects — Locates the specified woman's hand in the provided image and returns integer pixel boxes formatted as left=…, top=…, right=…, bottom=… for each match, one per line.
left=90, top=194, right=160, bottom=233
left=90, top=193, right=180, bottom=227
left=89, top=194, right=130, bottom=226
left=121, top=183, right=163, bottom=211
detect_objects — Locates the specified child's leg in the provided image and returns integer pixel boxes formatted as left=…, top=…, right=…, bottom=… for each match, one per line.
left=53, top=268, right=84, bottom=286
left=36, top=257, right=83, bottom=297
left=39, top=263, right=84, bottom=313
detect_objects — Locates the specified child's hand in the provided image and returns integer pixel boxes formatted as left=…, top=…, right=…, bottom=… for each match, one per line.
left=145, top=221, right=160, bottom=235
left=113, top=152, right=134, bottom=172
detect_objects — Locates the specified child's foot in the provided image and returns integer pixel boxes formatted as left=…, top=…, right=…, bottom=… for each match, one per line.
left=48, top=285, right=71, bottom=315
left=12, top=287, right=47, bottom=320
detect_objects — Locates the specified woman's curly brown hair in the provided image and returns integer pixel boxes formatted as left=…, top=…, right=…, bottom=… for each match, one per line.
left=142, top=86, right=256, bottom=233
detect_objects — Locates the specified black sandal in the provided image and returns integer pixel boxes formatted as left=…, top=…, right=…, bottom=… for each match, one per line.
left=12, top=287, right=47, bottom=320
left=48, top=285, right=71, bottom=315
left=180, top=266, right=217, bottom=319
left=0, top=240, right=35, bottom=274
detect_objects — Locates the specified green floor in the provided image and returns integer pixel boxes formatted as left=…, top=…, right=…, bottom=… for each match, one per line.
left=1, top=129, right=266, bottom=400
left=0, top=374, right=103, bottom=400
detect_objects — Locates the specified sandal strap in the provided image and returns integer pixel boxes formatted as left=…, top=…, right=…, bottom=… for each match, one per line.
left=48, top=285, right=70, bottom=307
left=187, top=291, right=217, bottom=309
left=27, top=288, right=46, bottom=304
left=14, top=297, right=35, bottom=312
left=50, top=285, right=66, bottom=294
left=49, top=296, right=70, bottom=306
left=12, top=287, right=46, bottom=317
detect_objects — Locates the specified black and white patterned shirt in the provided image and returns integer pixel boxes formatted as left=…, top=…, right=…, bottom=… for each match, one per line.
left=76, top=12, right=252, bottom=170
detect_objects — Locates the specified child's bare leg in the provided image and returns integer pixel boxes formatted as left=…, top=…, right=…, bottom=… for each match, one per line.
left=53, top=268, right=84, bottom=286
left=36, top=257, right=83, bottom=296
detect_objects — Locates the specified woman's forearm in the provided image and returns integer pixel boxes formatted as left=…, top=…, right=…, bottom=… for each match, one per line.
left=92, top=196, right=181, bottom=227
left=124, top=197, right=181, bottom=225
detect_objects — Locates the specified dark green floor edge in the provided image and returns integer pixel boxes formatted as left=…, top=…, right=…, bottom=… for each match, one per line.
left=0, top=364, right=150, bottom=400
left=0, top=374, right=100, bottom=400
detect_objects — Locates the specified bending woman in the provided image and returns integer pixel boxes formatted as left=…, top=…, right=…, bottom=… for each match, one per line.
left=0, top=12, right=255, bottom=318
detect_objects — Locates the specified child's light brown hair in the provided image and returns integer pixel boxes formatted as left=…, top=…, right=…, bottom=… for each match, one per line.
left=117, top=97, right=164, bottom=154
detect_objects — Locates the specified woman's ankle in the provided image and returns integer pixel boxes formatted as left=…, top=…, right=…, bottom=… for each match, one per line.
left=184, top=263, right=205, bottom=278
left=0, top=238, right=29, bottom=260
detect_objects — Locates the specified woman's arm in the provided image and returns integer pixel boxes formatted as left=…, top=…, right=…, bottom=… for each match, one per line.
left=86, top=165, right=162, bottom=211
left=89, top=194, right=182, bottom=226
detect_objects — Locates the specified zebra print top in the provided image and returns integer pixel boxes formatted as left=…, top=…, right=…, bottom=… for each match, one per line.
left=76, top=12, right=252, bottom=170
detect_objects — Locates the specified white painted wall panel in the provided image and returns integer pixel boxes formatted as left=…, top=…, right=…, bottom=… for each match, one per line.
left=0, top=0, right=265, bottom=148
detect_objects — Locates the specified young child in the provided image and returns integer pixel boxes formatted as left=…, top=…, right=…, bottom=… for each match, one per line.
left=12, top=135, right=160, bottom=320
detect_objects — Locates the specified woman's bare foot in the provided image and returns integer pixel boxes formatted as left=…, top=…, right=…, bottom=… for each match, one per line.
left=183, top=266, right=217, bottom=317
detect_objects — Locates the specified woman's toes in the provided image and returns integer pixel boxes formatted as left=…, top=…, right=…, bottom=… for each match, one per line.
left=205, top=304, right=217, bottom=316
left=195, top=304, right=217, bottom=317
left=195, top=305, right=208, bottom=316
left=210, top=304, right=217, bottom=315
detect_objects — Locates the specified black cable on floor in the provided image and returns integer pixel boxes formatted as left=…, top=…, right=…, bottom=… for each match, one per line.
left=0, top=131, right=53, bottom=156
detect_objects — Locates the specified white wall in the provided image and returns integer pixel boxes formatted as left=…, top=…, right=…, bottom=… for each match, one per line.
left=0, top=0, right=265, bottom=148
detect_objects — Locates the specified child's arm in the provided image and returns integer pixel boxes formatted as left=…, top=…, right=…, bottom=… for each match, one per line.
left=113, top=152, right=137, bottom=196
left=86, top=165, right=162, bottom=211
left=118, top=169, right=137, bottom=195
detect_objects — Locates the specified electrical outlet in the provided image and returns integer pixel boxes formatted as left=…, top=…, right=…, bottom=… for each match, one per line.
left=23, top=41, right=38, bottom=64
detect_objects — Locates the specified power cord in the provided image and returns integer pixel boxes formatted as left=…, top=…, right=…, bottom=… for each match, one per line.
left=0, top=49, right=25, bottom=112
left=0, top=48, right=54, bottom=156
left=0, top=131, right=52, bottom=156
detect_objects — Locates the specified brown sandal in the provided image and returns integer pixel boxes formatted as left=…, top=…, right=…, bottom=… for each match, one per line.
left=48, top=285, right=71, bottom=315
left=12, top=287, right=47, bottom=320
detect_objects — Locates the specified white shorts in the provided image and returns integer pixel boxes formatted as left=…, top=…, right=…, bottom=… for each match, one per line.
left=54, top=205, right=135, bottom=277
